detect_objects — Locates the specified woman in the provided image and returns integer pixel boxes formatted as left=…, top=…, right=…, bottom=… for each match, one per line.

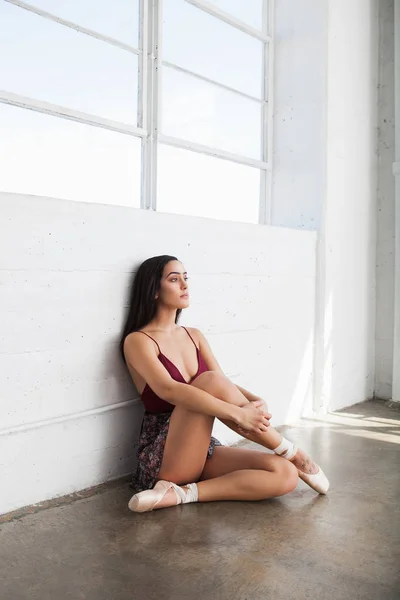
left=120, top=255, right=329, bottom=513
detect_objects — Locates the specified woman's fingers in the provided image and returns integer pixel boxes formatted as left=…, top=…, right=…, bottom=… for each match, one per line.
left=238, top=402, right=272, bottom=433
left=260, top=410, right=272, bottom=419
left=239, top=419, right=269, bottom=434
left=260, top=417, right=270, bottom=431
left=252, top=400, right=271, bottom=419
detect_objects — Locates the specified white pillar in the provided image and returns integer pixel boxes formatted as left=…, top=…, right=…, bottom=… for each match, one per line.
left=314, top=0, right=378, bottom=413
left=393, top=1, right=400, bottom=401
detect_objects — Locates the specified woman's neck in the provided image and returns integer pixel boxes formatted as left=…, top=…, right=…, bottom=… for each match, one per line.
left=147, top=306, right=179, bottom=332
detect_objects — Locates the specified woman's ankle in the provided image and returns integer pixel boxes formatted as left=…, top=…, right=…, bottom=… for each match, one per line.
left=290, top=449, right=319, bottom=474
left=272, top=437, right=297, bottom=459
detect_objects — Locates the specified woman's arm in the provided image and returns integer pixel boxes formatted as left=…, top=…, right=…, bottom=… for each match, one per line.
left=194, top=328, right=267, bottom=408
left=234, top=384, right=263, bottom=404
left=125, top=331, right=269, bottom=433
left=124, top=332, right=241, bottom=423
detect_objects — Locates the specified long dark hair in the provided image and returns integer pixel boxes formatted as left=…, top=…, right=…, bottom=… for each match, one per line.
left=119, top=255, right=182, bottom=361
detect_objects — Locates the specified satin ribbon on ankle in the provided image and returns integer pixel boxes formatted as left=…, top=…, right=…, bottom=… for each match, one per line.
left=170, top=482, right=198, bottom=504
left=273, top=438, right=297, bottom=461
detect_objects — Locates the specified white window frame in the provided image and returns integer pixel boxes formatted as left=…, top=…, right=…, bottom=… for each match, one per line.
left=0, top=0, right=274, bottom=224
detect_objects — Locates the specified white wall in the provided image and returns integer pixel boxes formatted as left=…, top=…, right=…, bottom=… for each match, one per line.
left=271, top=0, right=327, bottom=231
left=392, top=1, right=400, bottom=401
left=0, top=192, right=317, bottom=515
left=317, top=0, right=378, bottom=411
left=273, top=0, right=379, bottom=412
left=376, top=0, right=395, bottom=400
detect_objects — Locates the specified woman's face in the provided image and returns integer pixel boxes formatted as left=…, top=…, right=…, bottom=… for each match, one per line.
left=157, top=260, right=190, bottom=309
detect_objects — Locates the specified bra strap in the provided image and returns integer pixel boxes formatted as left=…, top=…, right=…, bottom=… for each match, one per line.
left=182, top=326, right=198, bottom=350
left=137, top=331, right=161, bottom=354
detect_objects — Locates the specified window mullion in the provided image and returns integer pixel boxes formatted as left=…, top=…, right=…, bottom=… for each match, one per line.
left=139, top=0, right=148, bottom=209
left=138, top=0, right=148, bottom=131
left=152, top=0, right=163, bottom=211
left=142, top=0, right=160, bottom=210
left=185, top=0, right=270, bottom=42
left=5, top=0, right=140, bottom=55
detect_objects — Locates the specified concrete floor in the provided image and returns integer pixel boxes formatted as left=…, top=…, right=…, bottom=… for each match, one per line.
left=1, top=400, right=399, bottom=600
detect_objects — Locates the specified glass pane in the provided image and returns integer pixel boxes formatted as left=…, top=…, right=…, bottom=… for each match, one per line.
left=157, top=145, right=260, bottom=223
left=0, top=104, right=141, bottom=207
left=162, top=67, right=262, bottom=160
left=163, top=0, right=263, bottom=98
left=27, top=0, right=140, bottom=47
left=0, top=2, right=138, bottom=124
left=208, top=0, right=264, bottom=30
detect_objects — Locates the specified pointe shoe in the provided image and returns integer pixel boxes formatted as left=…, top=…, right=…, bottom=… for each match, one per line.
left=274, top=442, right=330, bottom=495
left=128, top=480, right=198, bottom=513
left=297, top=466, right=330, bottom=495
left=288, top=448, right=329, bottom=495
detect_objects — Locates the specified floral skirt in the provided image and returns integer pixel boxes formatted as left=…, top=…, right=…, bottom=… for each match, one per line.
left=130, top=411, right=223, bottom=493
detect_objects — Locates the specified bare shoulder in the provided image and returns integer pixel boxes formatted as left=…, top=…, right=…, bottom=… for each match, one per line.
left=123, top=330, right=179, bottom=400
left=123, top=331, right=156, bottom=362
left=185, top=326, right=205, bottom=346
left=124, top=330, right=145, bottom=349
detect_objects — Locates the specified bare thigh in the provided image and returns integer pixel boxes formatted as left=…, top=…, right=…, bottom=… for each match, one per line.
left=157, top=375, right=216, bottom=484
left=199, top=446, right=296, bottom=482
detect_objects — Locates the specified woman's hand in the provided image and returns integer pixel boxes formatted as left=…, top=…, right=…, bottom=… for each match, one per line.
left=234, top=400, right=272, bottom=434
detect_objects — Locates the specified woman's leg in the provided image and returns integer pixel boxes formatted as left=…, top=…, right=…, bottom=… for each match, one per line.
left=147, top=402, right=297, bottom=510
left=130, top=371, right=322, bottom=511
left=192, top=371, right=318, bottom=475
left=196, top=446, right=298, bottom=502
left=157, top=406, right=215, bottom=485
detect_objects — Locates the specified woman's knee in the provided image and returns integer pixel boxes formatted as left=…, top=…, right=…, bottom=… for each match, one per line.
left=262, top=455, right=298, bottom=495
left=276, top=459, right=298, bottom=495
left=191, top=371, right=229, bottom=394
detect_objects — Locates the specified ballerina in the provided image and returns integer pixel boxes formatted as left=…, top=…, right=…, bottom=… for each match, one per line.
left=120, top=255, right=329, bottom=512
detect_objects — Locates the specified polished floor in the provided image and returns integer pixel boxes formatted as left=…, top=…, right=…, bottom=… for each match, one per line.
left=1, top=400, right=399, bottom=600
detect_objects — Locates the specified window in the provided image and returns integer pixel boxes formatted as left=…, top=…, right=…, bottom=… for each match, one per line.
left=157, top=145, right=261, bottom=223
left=207, top=0, right=264, bottom=31
left=1, top=2, right=139, bottom=123
left=161, top=66, right=263, bottom=159
left=162, top=0, right=263, bottom=98
left=0, top=0, right=273, bottom=224
left=0, top=104, right=141, bottom=206
left=25, top=0, right=140, bottom=46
